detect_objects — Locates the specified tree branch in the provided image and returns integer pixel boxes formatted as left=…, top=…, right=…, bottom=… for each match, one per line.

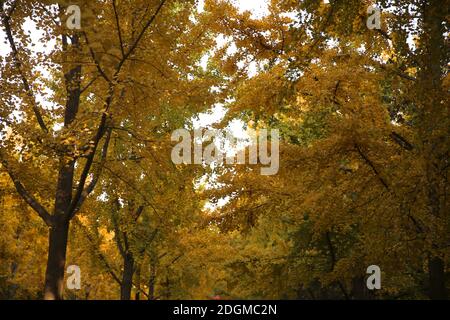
left=390, top=131, right=414, bottom=151
left=0, top=4, right=49, bottom=132
left=355, top=144, right=390, bottom=190
left=80, top=75, right=99, bottom=94
left=67, top=85, right=116, bottom=218
left=83, top=31, right=112, bottom=83
left=377, top=63, right=417, bottom=82
left=325, top=232, right=350, bottom=300
left=69, top=0, right=166, bottom=219
left=69, top=128, right=112, bottom=219
left=74, top=218, right=122, bottom=285
left=0, top=154, right=54, bottom=227
left=116, top=0, right=166, bottom=74
left=111, top=199, right=127, bottom=259
left=112, top=0, right=125, bottom=57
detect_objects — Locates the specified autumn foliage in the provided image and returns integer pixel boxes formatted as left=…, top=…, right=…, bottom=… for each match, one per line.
left=0, top=0, right=448, bottom=300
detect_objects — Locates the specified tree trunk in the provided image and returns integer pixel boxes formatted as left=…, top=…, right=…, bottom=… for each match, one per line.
left=351, top=276, right=372, bottom=300
left=135, top=266, right=141, bottom=300
left=43, top=220, right=70, bottom=300
left=419, top=0, right=448, bottom=300
left=42, top=27, right=81, bottom=300
left=148, top=259, right=157, bottom=300
left=164, top=273, right=170, bottom=300
left=43, top=143, right=75, bottom=300
left=120, top=253, right=134, bottom=300
left=429, top=256, right=447, bottom=300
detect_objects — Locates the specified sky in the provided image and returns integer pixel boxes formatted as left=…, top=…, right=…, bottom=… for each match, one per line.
left=197, top=0, right=269, bottom=18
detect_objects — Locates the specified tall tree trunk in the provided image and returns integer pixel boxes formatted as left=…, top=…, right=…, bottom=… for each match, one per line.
left=351, top=276, right=372, bottom=300
left=429, top=256, right=447, bottom=300
left=164, top=273, right=170, bottom=300
left=120, top=253, right=134, bottom=300
left=135, top=265, right=141, bottom=300
left=42, top=28, right=81, bottom=299
left=43, top=130, right=75, bottom=300
left=148, top=258, right=157, bottom=300
left=419, top=0, right=448, bottom=300
left=43, top=219, right=70, bottom=300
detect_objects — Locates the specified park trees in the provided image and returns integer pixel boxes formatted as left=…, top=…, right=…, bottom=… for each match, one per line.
left=206, top=0, right=448, bottom=299
left=0, top=0, right=223, bottom=299
left=0, top=0, right=447, bottom=300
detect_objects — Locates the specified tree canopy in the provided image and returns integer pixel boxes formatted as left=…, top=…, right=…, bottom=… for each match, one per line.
left=0, top=0, right=448, bottom=300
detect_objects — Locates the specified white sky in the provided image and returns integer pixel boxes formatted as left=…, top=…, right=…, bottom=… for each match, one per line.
left=229, top=0, right=269, bottom=18
left=197, top=0, right=269, bottom=18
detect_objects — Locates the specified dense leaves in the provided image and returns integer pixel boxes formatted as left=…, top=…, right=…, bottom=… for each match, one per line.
left=0, top=0, right=448, bottom=299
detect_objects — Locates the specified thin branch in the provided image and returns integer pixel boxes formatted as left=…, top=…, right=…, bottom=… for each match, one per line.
left=133, top=205, right=145, bottom=222
left=69, top=128, right=112, bottom=219
left=83, top=31, right=112, bottom=83
left=69, top=1, right=166, bottom=219
left=80, top=75, right=99, bottom=94
left=67, top=86, right=114, bottom=218
left=116, top=0, right=166, bottom=73
left=74, top=218, right=122, bottom=285
left=378, top=63, right=417, bottom=82
left=112, top=0, right=125, bottom=57
left=355, top=144, right=390, bottom=190
left=390, top=131, right=414, bottom=151
left=75, top=216, right=151, bottom=299
left=354, top=144, right=424, bottom=233
left=38, top=2, right=59, bottom=27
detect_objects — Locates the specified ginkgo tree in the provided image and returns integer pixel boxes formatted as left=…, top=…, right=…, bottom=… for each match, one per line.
left=0, top=0, right=224, bottom=299
left=206, top=0, right=449, bottom=300
left=0, top=0, right=448, bottom=301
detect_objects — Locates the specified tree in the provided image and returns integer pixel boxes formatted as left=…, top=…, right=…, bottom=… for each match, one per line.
left=206, top=0, right=448, bottom=299
left=0, top=0, right=222, bottom=299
